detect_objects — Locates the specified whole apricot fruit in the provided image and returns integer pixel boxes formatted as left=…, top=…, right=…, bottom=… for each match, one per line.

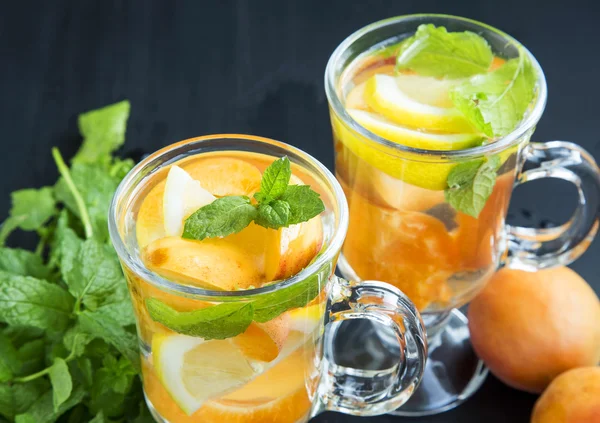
left=468, top=267, right=600, bottom=393
left=531, top=367, right=600, bottom=423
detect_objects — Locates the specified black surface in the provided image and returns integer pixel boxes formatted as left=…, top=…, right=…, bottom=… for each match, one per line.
left=1, top=1, right=599, bottom=422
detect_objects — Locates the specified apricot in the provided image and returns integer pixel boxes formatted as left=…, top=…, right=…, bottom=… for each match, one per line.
left=468, top=267, right=600, bottom=393
left=531, top=367, right=600, bottom=423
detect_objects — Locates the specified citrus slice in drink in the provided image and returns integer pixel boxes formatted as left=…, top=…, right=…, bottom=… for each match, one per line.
left=348, top=109, right=481, bottom=151
left=364, top=74, right=474, bottom=133
left=152, top=334, right=262, bottom=415
left=163, top=165, right=216, bottom=236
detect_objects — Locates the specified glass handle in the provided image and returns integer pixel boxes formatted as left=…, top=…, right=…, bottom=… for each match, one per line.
left=314, top=277, right=427, bottom=416
left=506, top=141, right=600, bottom=270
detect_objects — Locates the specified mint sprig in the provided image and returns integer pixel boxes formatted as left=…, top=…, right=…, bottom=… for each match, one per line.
left=183, top=156, right=325, bottom=240
left=396, top=24, right=493, bottom=78
left=444, top=156, right=501, bottom=217
left=450, top=54, right=537, bottom=137
left=145, top=260, right=331, bottom=339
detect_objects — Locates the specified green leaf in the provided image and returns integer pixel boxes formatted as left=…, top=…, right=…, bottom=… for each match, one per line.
left=73, top=100, right=131, bottom=165
left=396, top=24, right=493, bottom=78
left=256, top=156, right=291, bottom=202
left=0, top=188, right=56, bottom=244
left=445, top=156, right=501, bottom=217
left=92, top=300, right=136, bottom=327
left=0, top=379, right=48, bottom=420
left=63, top=326, right=94, bottom=359
left=54, top=162, right=121, bottom=241
left=182, top=196, right=257, bottom=241
left=0, top=272, right=74, bottom=332
left=0, top=248, right=50, bottom=279
left=279, top=185, right=325, bottom=225
left=62, top=238, right=127, bottom=310
left=108, top=158, right=135, bottom=180
left=8, top=188, right=56, bottom=232
left=146, top=299, right=254, bottom=340
left=255, top=200, right=290, bottom=229
left=451, top=55, right=537, bottom=137
left=77, top=311, right=140, bottom=372
left=252, top=263, right=329, bottom=323
left=48, top=358, right=72, bottom=411
left=15, top=384, right=85, bottom=423
left=17, top=340, right=46, bottom=376
left=0, top=332, right=21, bottom=382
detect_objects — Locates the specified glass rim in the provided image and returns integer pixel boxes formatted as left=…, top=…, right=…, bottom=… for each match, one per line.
left=108, top=134, right=349, bottom=299
left=324, top=13, right=548, bottom=159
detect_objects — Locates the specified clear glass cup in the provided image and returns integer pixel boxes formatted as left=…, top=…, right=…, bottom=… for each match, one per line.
left=325, top=14, right=600, bottom=415
left=108, top=134, right=428, bottom=422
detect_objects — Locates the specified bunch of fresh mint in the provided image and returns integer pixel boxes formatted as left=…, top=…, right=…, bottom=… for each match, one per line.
left=392, top=24, right=537, bottom=217
left=0, top=101, right=153, bottom=422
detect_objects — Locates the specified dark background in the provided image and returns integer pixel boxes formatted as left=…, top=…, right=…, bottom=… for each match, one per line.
left=1, top=1, right=599, bottom=422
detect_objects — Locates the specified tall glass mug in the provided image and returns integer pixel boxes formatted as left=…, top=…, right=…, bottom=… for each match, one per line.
left=108, top=135, right=427, bottom=422
left=325, top=15, right=600, bottom=415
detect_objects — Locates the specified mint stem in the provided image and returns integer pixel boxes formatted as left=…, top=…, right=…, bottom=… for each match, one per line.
left=52, top=148, right=94, bottom=239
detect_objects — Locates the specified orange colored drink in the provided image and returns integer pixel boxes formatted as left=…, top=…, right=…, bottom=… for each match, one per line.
left=331, top=43, right=523, bottom=312
left=120, top=149, right=327, bottom=422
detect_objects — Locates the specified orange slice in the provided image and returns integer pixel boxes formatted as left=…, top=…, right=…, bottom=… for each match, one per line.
left=183, top=157, right=262, bottom=197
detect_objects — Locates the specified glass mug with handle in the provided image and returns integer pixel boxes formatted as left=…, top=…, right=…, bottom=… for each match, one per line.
left=325, top=14, right=600, bottom=415
left=108, top=134, right=428, bottom=422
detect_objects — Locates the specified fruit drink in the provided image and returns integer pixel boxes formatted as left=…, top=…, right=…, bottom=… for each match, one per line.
left=331, top=24, right=537, bottom=311
left=122, top=151, right=328, bottom=423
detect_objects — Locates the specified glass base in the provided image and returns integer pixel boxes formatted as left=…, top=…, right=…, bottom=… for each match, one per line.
left=337, top=255, right=488, bottom=416
left=392, top=309, right=488, bottom=416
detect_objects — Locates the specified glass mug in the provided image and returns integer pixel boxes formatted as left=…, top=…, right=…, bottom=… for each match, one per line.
left=108, top=135, right=428, bottom=422
left=325, top=14, right=600, bottom=415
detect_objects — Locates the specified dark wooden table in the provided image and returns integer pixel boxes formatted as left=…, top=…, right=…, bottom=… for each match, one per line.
left=1, top=1, right=598, bottom=422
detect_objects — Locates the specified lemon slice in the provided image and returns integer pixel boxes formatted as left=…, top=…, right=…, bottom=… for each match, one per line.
left=163, top=165, right=216, bottom=236
left=153, top=334, right=263, bottom=415
left=288, top=304, right=323, bottom=334
left=364, top=74, right=474, bottom=133
left=348, top=109, right=482, bottom=151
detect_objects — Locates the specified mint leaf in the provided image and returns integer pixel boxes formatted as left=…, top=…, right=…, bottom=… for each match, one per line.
left=18, top=339, right=46, bottom=376
left=183, top=196, right=257, bottom=241
left=0, top=272, right=74, bottom=332
left=77, top=311, right=139, bottom=371
left=9, top=188, right=56, bottom=232
left=397, top=24, right=493, bottom=78
left=54, top=162, right=121, bottom=241
left=0, top=379, right=48, bottom=420
left=0, top=188, right=56, bottom=245
left=89, top=411, right=105, bottom=423
left=15, top=385, right=85, bottom=423
left=73, top=100, right=130, bottom=165
left=0, top=332, right=21, bottom=382
left=146, top=299, right=254, bottom=340
left=62, top=238, right=127, bottom=311
left=48, top=358, right=72, bottom=411
left=255, top=200, right=290, bottom=229
left=0, top=248, right=49, bottom=279
left=256, top=156, right=291, bottom=202
left=63, top=326, right=94, bottom=359
left=445, top=156, right=501, bottom=217
left=279, top=185, right=325, bottom=225
left=252, top=262, right=330, bottom=323
left=451, top=55, right=537, bottom=137
left=92, top=300, right=136, bottom=327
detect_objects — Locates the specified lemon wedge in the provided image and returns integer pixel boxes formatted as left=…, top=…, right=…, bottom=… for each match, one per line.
left=364, top=74, right=475, bottom=133
left=153, top=334, right=263, bottom=415
left=348, top=109, right=482, bottom=151
left=288, top=304, right=323, bottom=334
left=163, top=165, right=216, bottom=237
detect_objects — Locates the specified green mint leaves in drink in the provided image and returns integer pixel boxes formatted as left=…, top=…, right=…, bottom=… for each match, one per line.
left=450, top=55, right=537, bottom=137
left=445, top=155, right=501, bottom=217
left=183, top=156, right=325, bottom=240
left=396, top=24, right=493, bottom=78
